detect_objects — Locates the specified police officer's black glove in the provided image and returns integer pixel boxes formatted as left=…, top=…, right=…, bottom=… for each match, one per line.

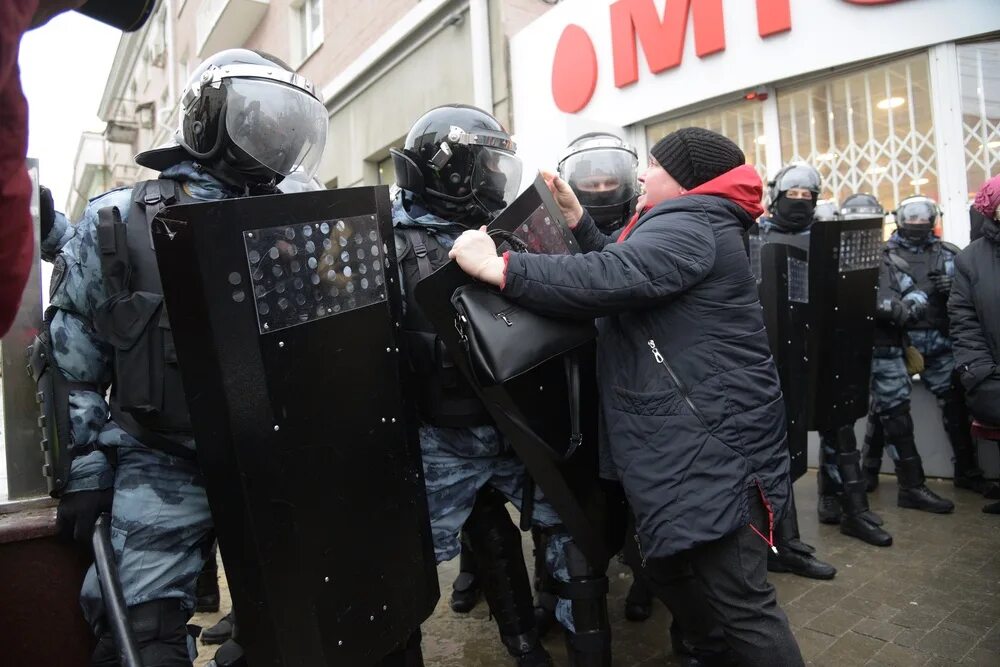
left=929, top=272, right=952, bottom=294
left=877, top=298, right=909, bottom=327
left=57, top=488, right=113, bottom=550
left=39, top=185, right=55, bottom=240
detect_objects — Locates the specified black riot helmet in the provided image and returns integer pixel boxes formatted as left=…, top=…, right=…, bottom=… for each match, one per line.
left=77, top=0, right=155, bottom=31
left=894, top=195, right=940, bottom=242
left=841, top=193, right=885, bottom=220
left=766, top=163, right=822, bottom=231
left=390, top=104, right=522, bottom=227
left=557, top=132, right=638, bottom=232
left=813, top=200, right=840, bottom=222
left=136, top=49, right=328, bottom=189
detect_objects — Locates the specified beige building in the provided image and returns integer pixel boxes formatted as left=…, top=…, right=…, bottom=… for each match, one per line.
left=68, top=0, right=555, bottom=217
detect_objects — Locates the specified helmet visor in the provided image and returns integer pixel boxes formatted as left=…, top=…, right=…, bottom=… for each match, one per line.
left=776, top=165, right=821, bottom=194
left=225, top=78, right=328, bottom=179
left=896, top=200, right=937, bottom=228
left=559, top=147, right=638, bottom=209
left=471, top=148, right=522, bottom=213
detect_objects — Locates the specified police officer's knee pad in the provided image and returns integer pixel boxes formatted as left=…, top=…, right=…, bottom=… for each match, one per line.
left=880, top=402, right=914, bottom=438
left=464, top=487, right=518, bottom=551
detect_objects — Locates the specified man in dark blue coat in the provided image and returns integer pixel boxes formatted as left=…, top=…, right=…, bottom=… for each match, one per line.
left=450, top=128, right=802, bottom=667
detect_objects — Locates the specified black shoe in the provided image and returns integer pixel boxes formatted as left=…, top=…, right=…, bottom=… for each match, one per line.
left=840, top=513, right=892, bottom=546
left=863, top=467, right=881, bottom=492
left=817, top=495, right=841, bottom=525
left=195, top=560, right=221, bottom=614
left=898, top=485, right=955, bottom=513
left=955, top=471, right=1000, bottom=498
left=202, top=613, right=234, bottom=645
left=623, top=579, right=652, bottom=622
left=449, top=572, right=480, bottom=613
left=984, top=500, right=1000, bottom=514
left=767, top=549, right=837, bottom=580
left=514, top=644, right=553, bottom=667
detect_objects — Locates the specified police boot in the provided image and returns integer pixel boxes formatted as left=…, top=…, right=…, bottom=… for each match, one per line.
left=883, top=406, right=955, bottom=513
left=816, top=430, right=843, bottom=524
left=450, top=536, right=481, bottom=614
left=206, top=639, right=248, bottom=667
left=91, top=599, right=193, bottom=667
left=201, top=612, right=234, bottom=645
left=464, top=489, right=553, bottom=667
left=837, top=451, right=893, bottom=547
left=862, top=411, right=884, bottom=492
left=376, top=629, right=425, bottom=667
left=196, top=543, right=220, bottom=613
left=767, top=493, right=837, bottom=580
left=624, top=574, right=653, bottom=622
left=941, top=393, right=998, bottom=496
left=560, top=541, right=612, bottom=667
left=531, top=527, right=557, bottom=637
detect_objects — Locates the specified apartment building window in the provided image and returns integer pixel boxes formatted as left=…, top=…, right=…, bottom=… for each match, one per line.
left=294, top=0, right=324, bottom=63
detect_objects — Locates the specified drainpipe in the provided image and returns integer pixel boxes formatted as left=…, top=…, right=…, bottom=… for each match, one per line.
left=469, top=0, right=494, bottom=112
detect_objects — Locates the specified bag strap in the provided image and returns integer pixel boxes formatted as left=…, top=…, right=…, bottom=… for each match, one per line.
left=489, top=229, right=528, bottom=253
left=402, top=228, right=433, bottom=279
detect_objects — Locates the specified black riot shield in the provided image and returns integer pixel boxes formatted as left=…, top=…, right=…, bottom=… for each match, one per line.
left=806, top=216, right=882, bottom=432
left=414, top=175, right=607, bottom=568
left=754, top=231, right=811, bottom=481
left=150, top=187, right=438, bottom=666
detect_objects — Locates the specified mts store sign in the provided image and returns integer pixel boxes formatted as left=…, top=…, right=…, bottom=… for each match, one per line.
left=551, top=0, right=907, bottom=113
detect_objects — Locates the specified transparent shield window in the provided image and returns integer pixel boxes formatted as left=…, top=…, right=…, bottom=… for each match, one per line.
left=472, top=148, right=522, bottom=213
left=645, top=98, right=769, bottom=187
left=958, top=41, right=1000, bottom=202
left=777, top=54, right=936, bottom=238
left=560, top=148, right=638, bottom=209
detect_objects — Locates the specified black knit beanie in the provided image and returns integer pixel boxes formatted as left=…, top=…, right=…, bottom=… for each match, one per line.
left=649, top=128, right=746, bottom=190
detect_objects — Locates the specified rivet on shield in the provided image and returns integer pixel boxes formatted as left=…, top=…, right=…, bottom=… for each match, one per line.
left=263, top=323, right=270, bottom=330
left=394, top=347, right=399, bottom=353
left=386, top=347, right=391, bottom=352
left=370, top=615, right=375, bottom=621
left=383, top=605, right=387, bottom=611
left=279, top=341, right=285, bottom=348
left=381, top=418, right=387, bottom=423
left=539, top=386, right=544, bottom=391
left=338, top=640, right=343, bottom=646
left=325, top=576, right=330, bottom=582
left=273, top=425, right=280, bottom=432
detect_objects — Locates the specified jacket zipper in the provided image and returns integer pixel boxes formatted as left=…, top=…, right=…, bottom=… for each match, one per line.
left=647, top=339, right=708, bottom=427
left=633, top=532, right=647, bottom=568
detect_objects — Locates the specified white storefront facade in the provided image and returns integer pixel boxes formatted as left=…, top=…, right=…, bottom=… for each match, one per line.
left=510, top=0, right=1000, bottom=244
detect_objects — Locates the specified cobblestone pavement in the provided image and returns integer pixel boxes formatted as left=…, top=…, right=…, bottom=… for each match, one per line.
left=193, top=473, right=1000, bottom=666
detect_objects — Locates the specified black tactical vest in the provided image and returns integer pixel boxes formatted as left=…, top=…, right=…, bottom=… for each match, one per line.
left=395, top=227, right=492, bottom=428
left=890, top=241, right=953, bottom=333
left=94, top=180, right=196, bottom=452
left=872, top=251, right=908, bottom=349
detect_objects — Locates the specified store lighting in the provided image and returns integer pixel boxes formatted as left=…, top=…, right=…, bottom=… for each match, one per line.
left=867, top=166, right=888, bottom=175
left=911, top=177, right=929, bottom=186
left=755, top=134, right=767, bottom=145
left=877, top=97, right=905, bottom=110
left=817, top=152, right=837, bottom=161
left=988, top=140, right=1000, bottom=149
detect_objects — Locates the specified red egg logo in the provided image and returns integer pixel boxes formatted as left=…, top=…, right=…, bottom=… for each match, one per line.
left=551, top=24, right=599, bottom=113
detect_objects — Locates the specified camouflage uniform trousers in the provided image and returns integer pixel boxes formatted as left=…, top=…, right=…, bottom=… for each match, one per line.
left=420, top=424, right=576, bottom=631
left=80, top=427, right=213, bottom=660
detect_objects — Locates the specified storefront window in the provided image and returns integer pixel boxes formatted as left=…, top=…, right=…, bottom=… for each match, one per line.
left=645, top=98, right=769, bottom=185
left=958, top=41, right=1000, bottom=201
left=777, top=54, right=937, bottom=221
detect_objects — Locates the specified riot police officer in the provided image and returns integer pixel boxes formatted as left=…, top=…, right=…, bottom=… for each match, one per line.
left=557, top=132, right=640, bottom=235
left=752, top=167, right=892, bottom=558
left=862, top=196, right=966, bottom=511
left=33, top=49, right=328, bottom=665
left=390, top=104, right=611, bottom=666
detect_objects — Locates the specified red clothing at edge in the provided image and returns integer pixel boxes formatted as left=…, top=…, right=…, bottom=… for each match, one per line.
left=0, top=0, right=39, bottom=336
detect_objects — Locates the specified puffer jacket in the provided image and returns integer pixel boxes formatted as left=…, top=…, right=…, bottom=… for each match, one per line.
left=949, top=215, right=1000, bottom=424
left=501, top=165, right=790, bottom=559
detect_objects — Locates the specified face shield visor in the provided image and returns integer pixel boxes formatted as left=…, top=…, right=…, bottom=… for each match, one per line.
left=895, top=200, right=937, bottom=239
left=471, top=147, right=522, bottom=213
left=225, top=78, right=328, bottom=179
left=559, top=147, right=639, bottom=210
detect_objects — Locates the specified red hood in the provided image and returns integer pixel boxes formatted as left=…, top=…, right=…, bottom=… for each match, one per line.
left=684, top=164, right=765, bottom=219
left=617, top=164, right=763, bottom=242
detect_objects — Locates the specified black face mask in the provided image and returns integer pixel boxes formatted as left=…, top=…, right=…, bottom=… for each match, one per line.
left=898, top=225, right=933, bottom=243
left=774, top=197, right=816, bottom=230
